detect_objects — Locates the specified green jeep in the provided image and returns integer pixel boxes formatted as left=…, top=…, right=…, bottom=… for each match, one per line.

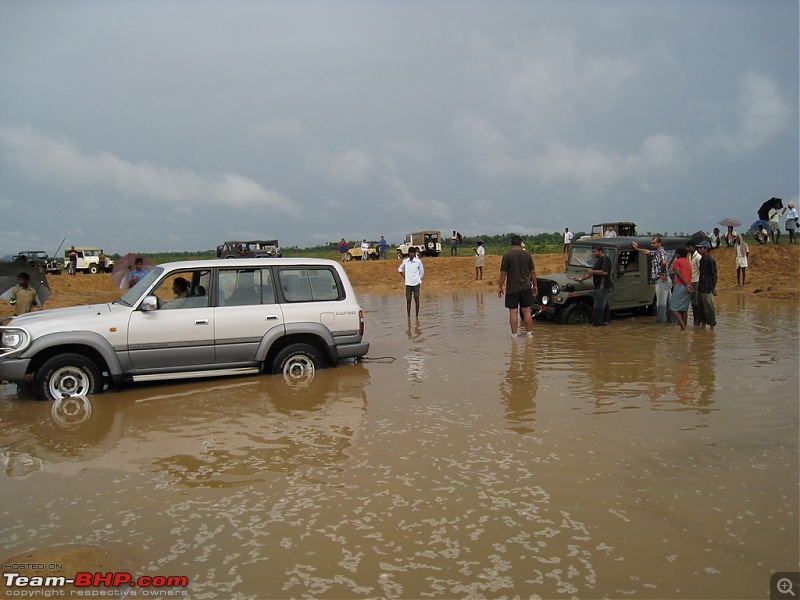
left=532, top=236, right=688, bottom=324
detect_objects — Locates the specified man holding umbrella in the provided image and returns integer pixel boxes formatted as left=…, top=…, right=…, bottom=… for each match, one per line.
left=128, top=257, right=148, bottom=288
left=718, top=218, right=741, bottom=246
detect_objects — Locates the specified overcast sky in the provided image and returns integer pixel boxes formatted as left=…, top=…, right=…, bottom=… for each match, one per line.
left=1, top=0, right=797, bottom=256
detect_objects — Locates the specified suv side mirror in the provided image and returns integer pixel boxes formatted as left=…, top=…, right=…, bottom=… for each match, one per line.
left=141, top=296, right=159, bottom=311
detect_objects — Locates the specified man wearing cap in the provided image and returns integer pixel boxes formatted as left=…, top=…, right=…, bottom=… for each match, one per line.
left=695, top=240, right=718, bottom=330
left=631, top=237, right=670, bottom=323
left=398, top=246, right=424, bottom=318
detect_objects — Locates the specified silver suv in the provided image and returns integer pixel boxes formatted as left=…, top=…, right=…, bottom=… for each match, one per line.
left=0, top=258, right=369, bottom=401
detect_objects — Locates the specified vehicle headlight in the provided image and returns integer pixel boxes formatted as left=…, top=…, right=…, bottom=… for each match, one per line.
left=541, top=296, right=549, bottom=305
left=551, top=283, right=560, bottom=296
left=1, top=328, right=29, bottom=351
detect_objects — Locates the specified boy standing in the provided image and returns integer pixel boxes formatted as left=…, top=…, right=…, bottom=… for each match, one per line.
left=734, top=234, right=749, bottom=287
left=10, top=272, right=37, bottom=315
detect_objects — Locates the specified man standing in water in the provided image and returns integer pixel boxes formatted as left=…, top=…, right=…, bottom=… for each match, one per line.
left=695, top=240, right=718, bottom=330
left=398, top=246, right=424, bottom=318
left=498, top=235, right=537, bottom=339
left=632, top=237, right=670, bottom=323
left=573, top=245, right=612, bottom=327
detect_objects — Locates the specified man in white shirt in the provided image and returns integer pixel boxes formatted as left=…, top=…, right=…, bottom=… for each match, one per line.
left=474, top=241, right=485, bottom=280
left=398, top=246, right=424, bottom=317
left=360, top=240, right=370, bottom=261
left=603, top=225, right=617, bottom=238
left=563, top=228, right=573, bottom=253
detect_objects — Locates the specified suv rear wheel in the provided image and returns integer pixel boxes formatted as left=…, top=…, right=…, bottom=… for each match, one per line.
left=272, top=343, right=323, bottom=385
left=34, top=353, right=102, bottom=402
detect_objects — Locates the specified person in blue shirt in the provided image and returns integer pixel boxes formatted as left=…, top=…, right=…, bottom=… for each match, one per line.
left=128, top=258, right=147, bottom=288
left=377, top=236, right=388, bottom=260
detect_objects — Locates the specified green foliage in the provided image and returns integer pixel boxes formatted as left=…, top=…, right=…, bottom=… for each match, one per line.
left=110, top=230, right=731, bottom=264
left=475, top=232, right=587, bottom=255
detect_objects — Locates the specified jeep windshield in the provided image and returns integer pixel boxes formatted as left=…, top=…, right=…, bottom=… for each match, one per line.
left=568, top=246, right=616, bottom=269
left=116, top=267, right=163, bottom=306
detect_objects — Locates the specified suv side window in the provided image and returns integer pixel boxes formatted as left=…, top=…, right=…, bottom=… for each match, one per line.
left=153, top=270, right=212, bottom=309
left=220, top=268, right=260, bottom=306
left=278, top=268, right=340, bottom=302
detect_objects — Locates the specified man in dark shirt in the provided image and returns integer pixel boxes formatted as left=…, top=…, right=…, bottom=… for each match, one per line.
left=574, top=245, right=612, bottom=326
left=498, top=235, right=538, bottom=338
left=696, top=241, right=718, bottom=330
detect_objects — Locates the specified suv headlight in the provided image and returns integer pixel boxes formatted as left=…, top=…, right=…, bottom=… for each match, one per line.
left=1, top=328, right=30, bottom=353
left=551, top=283, right=560, bottom=296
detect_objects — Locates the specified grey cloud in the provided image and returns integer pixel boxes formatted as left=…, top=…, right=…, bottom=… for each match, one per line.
left=0, top=126, right=294, bottom=212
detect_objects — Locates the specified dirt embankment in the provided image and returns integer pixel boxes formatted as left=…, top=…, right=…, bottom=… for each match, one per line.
left=342, top=244, right=799, bottom=301
left=2, top=245, right=797, bottom=317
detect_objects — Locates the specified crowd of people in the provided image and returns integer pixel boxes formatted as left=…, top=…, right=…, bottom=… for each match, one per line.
left=393, top=222, right=792, bottom=337
left=338, top=237, right=390, bottom=261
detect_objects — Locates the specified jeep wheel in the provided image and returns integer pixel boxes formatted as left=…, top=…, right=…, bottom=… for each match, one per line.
left=271, top=343, right=323, bottom=386
left=345, top=252, right=353, bottom=261
left=34, top=353, right=102, bottom=402
left=560, top=303, right=592, bottom=325
left=397, top=250, right=404, bottom=259
left=88, top=264, right=99, bottom=274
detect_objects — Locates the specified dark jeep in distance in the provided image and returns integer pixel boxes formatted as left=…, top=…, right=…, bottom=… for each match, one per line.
left=217, top=240, right=282, bottom=259
left=13, top=251, right=62, bottom=275
left=532, top=236, right=688, bottom=325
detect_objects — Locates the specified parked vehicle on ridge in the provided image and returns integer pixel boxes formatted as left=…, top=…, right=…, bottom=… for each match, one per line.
left=396, top=231, right=442, bottom=258
left=216, top=240, right=282, bottom=259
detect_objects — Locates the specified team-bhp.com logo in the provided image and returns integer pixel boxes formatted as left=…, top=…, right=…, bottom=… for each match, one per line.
left=3, top=571, right=189, bottom=596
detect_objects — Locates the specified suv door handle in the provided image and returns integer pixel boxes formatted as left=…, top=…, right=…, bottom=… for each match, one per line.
left=265, top=315, right=280, bottom=321
left=194, top=319, right=209, bottom=325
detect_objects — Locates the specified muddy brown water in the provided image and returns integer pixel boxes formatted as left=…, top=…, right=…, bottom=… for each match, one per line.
left=0, top=292, right=797, bottom=599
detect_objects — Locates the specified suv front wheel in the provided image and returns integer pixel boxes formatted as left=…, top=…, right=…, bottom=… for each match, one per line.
left=272, top=343, right=323, bottom=385
left=34, top=353, right=102, bottom=402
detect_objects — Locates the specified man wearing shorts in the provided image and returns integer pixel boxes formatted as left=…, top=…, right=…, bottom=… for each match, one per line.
left=498, top=235, right=538, bottom=338
left=398, top=246, right=424, bottom=318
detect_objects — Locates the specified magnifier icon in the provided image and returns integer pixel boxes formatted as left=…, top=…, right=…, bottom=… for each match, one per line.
left=778, top=578, right=796, bottom=597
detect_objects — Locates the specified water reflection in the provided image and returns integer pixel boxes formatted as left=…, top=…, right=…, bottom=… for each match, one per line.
left=0, top=292, right=796, bottom=599
left=0, top=366, right=370, bottom=486
left=499, top=340, right=537, bottom=434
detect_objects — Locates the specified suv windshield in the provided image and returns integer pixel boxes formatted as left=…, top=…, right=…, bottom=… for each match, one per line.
left=119, top=267, right=163, bottom=305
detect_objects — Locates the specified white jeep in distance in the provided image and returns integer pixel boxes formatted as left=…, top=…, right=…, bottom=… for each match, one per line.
left=63, top=247, right=114, bottom=274
left=0, top=258, right=369, bottom=401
